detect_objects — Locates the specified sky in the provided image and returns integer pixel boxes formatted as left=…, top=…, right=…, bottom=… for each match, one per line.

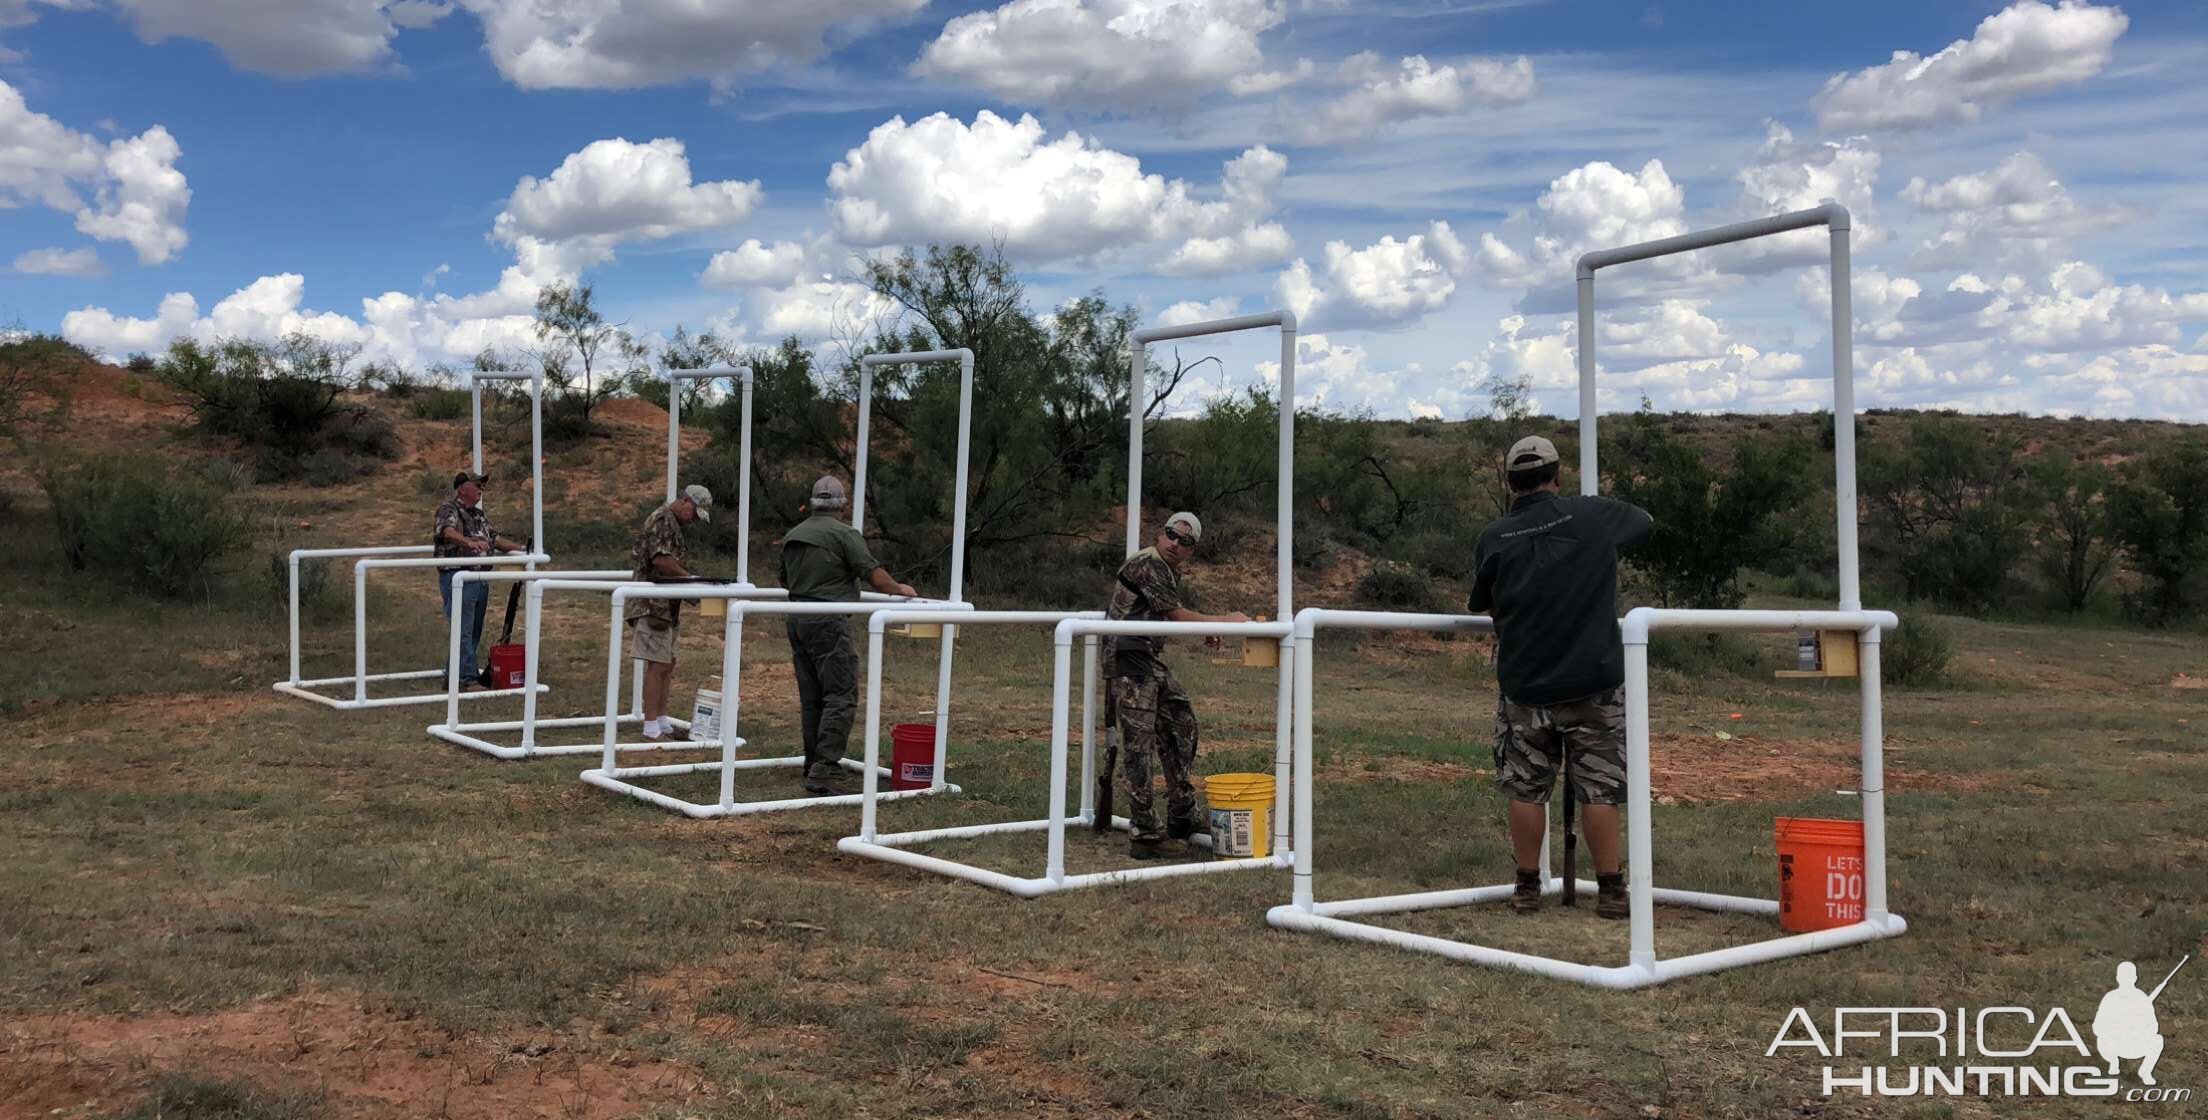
left=3, top=0, right=2206, bottom=421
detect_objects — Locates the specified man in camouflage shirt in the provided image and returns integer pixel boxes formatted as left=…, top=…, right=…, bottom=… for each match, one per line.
left=777, top=476, right=917, bottom=795
left=628, top=484, right=711, bottom=740
left=433, top=471, right=527, bottom=688
left=1105, top=511, right=1249, bottom=859
left=1468, top=436, right=1653, bottom=919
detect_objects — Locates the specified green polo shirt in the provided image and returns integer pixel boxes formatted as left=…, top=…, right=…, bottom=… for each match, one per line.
left=778, top=514, right=880, bottom=602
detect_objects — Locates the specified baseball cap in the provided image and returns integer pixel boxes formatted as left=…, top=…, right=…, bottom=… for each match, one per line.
left=452, top=470, right=486, bottom=488
left=682, top=483, right=714, bottom=521
left=1164, top=511, right=1203, bottom=543
left=1506, top=436, right=1560, bottom=470
left=811, top=475, right=848, bottom=506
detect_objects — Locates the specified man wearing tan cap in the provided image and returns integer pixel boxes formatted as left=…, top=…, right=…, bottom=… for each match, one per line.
left=1469, top=435, right=1652, bottom=919
left=627, top=483, right=712, bottom=741
left=1102, top=511, right=1249, bottom=860
left=432, top=470, right=529, bottom=689
left=778, top=476, right=918, bottom=795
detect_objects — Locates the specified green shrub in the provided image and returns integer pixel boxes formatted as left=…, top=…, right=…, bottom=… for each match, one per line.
left=153, top=336, right=398, bottom=481
left=1880, top=610, right=1954, bottom=686
left=265, top=549, right=342, bottom=619
left=1356, top=559, right=1441, bottom=612
left=119, top=1072, right=321, bottom=1120
left=295, top=447, right=377, bottom=487
left=409, top=386, right=469, bottom=421
left=1649, top=632, right=1775, bottom=679
left=41, top=454, right=246, bottom=599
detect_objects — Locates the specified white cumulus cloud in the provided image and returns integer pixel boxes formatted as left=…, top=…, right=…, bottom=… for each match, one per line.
left=1812, top=1, right=2129, bottom=133
left=1287, top=52, right=1535, bottom=146
left=461, top=0, right=926, bottom=90
left=914, top=0, right=1284, bottom=112
left=702, top=238, right=815, bottom=289
left=1900, top=151, right=2133, bottom=268
left=1475, top=157, right=1692, bottom=292
left=106, top=0, right=451, bottom=77
left=494, top=137, right=761, bottom=246
left=13, top=246, right=102, bottom=276
left=1277, top=221, right=1471, bottom=330
left=0, top=80, right=188, bottom=265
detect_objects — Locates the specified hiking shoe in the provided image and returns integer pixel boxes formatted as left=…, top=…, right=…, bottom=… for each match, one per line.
left=1510, top=869, right=1543, bottom=914
left=1128, top=836, right=1193, bottom=860
left=803, top=763, right=855, bottom=796
left=1596, top=873, right=1629, bottom=921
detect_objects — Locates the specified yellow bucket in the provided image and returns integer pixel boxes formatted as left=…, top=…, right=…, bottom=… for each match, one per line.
left=1204, top=772, right=1275, bottom=858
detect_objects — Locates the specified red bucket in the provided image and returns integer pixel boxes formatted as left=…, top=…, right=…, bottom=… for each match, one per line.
left=1775, top=817, right=1867, bottom=932
left=890, top=723, right=939, bottom=791
left=485, top=643, right=527, bottom=690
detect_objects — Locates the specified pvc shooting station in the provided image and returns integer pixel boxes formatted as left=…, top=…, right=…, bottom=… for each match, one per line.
left=841, top=314, right=1299, bottom=895
left=273, top=368, right=550, bottom=710
left=426, top=366, right=776, bottom=758
left=579, top=348, right=977, bottom=816
left=1267, top=204, right=1909, bottom=988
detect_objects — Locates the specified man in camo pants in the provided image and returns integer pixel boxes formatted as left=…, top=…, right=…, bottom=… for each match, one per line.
left=1104, top=511, right=1248, bottom=860
left=1469, top=436, right=1652, bottom=919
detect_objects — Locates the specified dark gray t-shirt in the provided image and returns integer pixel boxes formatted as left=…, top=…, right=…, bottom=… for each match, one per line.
left=1469, top=491, right=1653, bottom=706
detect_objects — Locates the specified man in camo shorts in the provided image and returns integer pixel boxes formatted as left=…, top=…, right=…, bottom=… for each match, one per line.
left=1469, top=436, right=1652, bottom=918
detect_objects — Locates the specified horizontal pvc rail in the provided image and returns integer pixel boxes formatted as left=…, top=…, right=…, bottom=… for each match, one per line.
left=846, top=609, right=1104, bottom=844
left=272, top=550, right=550, bottom=710
left=1578, top=203, right=1859, bottom=611
left=1267, top=604, right=1906, bottom=990
left=279, top=545, right=427, bottom=689
left=575, top=588, right=967, bottom=819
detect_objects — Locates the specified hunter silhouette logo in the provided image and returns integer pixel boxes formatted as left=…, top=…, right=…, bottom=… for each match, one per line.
left=2096, top=956, right=2188, bottom=1087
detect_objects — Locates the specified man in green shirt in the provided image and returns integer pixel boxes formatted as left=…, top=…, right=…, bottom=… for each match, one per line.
left=779, top=475, right=918, bottom=795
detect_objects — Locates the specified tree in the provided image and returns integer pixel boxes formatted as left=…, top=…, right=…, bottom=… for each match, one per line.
left=2025, top=458, right=2117, bottom=613
left=2106, top=441, right=2208, bottom=627
left=532, top=281, right=633, bottom=434
left=1859, top=416, right=2025, bottom=613
left=1604, top=418, right=1810, bottom=608
left=641, top=325, right=729, bottom=416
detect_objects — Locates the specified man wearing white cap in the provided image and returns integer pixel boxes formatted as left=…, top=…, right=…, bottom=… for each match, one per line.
left=1102, top=511, right=1249, bottom=860
left=627, top=483, right=711, bottom=741
left=1469, top=435, right=1652, bottom=919
left=778, top=475, right=918, bottom=795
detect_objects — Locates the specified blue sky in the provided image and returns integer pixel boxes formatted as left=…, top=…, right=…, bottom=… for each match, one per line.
left=4, top=0, right=2205, bottom=420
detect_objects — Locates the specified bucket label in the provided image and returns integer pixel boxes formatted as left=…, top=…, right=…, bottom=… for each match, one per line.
left=1823, top=853, right=1864, bottom=922
left=898, top=762, right=933, bottom=783
left=691, top=693, right=720, bottom=743
left=1209, top=807, right=1254, bottom=857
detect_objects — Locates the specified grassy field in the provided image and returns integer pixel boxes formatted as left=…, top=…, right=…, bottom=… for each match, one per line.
left=2, top=505, right=2205, bottom=1120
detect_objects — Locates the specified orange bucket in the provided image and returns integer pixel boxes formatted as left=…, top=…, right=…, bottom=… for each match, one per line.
left=1775, top=817, right=1867, bottom=932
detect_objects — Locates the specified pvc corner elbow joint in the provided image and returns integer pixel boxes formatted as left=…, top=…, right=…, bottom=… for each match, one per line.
left=1620, top=607, right=1657, bottom=644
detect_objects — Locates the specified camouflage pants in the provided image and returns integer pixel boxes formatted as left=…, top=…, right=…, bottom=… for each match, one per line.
left=1493, top=687, right=1627, bottom=806
left=787, top=616, right=858, bottom=770
left=1111, top=665, right=1201, bottom=840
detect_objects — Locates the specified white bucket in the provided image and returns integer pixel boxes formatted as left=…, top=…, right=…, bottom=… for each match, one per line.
left=690, top=688, right=722, bottom=744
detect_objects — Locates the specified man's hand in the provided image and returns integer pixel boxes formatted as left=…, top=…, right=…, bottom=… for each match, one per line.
left=1224, top=611, right=1251, bottom=625
left=470, top=539, right=491, bottom=555
left=893, top=582, right=918, bottom=598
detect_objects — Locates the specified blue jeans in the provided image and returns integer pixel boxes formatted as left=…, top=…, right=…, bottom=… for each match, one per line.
left=439, top=569, right=491, bottom=683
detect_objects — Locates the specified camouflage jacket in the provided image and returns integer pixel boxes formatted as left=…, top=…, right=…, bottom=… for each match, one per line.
left=1106, top=547, right=1185, bottom=673
left=432, top=498, right=497, bottom=566
left=627, top=504, right=688, bottom=626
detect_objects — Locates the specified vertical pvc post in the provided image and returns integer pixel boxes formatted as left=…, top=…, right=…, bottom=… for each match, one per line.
left=1272, top=640, right=1293, bottom=856
left=1858, top=626, right=1888, bottom=923
left=1577, top=273, right=1598, bottom=495
left=664, top=372, right=680, bottom=504
left=860, top=623, right=887, bottom=838
left=852, top=362, right=872, bottom=531
left=1044, top=635, right=1074, bottom=883
left=1277, top=324, right=1296, bottom=622
left=353, top=563, right=369, bottom=704
left=287, top=553, right=302, bottom=685
left=1077, top=634, right=1098, bottom=809
left=930, top=350, right=973, bottom=783
left=445, top=573, right=467, bottom=727
left=600, top=595, right=627, bottom=772
left=1624, top=636, right=1655, bottom=971
left=1291, top=629, right=1316, bottom=910
left=1125, top=338, right=1146, bottom=555
left=519, top=582, right=543, bottom=751
left=470, top=382, right=483, bottom=475
left=1829, top=219, right=1860, bottom=611
left=736, top=370, right=754, bottom=584
left=717, top=606, right=739, bottom=808
left=527, top=371, right=543, bottom=569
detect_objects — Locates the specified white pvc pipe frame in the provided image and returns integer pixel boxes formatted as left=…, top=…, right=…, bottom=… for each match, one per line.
left=272, top=369, right=548, bottom=710
left=576, top=587, right=968, bottom=817
left=1267, top=607, right=1904, bottom=990
left=838, top=315, right=1300, bottom=896
left=582, top=345, right=977, bottom=817
left=423, top=365, right=765, bottom=759
left=1269, top=206, right=1906, bottom=988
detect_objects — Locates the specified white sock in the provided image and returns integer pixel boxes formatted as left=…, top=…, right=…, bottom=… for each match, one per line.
left=643, top=717, right=664, bottom=738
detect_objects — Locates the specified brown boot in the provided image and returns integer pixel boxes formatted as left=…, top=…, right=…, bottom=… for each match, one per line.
left=1129, top=836, right=1192, bottom=860
left=1596, top=872, right=1629, bottom=920
left=1510, top=868, right=1543, bottom=913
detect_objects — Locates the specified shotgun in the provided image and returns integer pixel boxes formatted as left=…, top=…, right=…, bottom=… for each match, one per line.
left=1094, top=683, right=1118, bottom=832
left=1561, top=746, right=1578, bottom=907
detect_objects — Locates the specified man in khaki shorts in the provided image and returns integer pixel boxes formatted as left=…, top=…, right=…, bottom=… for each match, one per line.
left=1468, top=436, right=1652, bottom=919
left=628, top=484, right=711, bottom=741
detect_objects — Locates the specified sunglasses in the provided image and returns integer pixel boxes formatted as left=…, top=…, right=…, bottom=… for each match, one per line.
left=1163, top=528, right=1197, bottom=547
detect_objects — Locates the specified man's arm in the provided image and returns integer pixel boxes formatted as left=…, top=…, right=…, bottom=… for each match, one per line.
left=868, top=567, right=918, bottom=598
left=650, top=552, right=692, bottom=580
left=1467, top=540, right=1496, bottom=612
left=1165, top=606, right=1250, bottom=625
left=1611, top=499, right=1655, bottom=550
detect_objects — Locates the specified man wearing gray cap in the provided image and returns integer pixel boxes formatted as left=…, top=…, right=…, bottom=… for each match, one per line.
left=778, top=476, right=918, bottom=795
left=1102, top=511, right=1249, bottom=860
left=627, top=483, right=712, bottom=741
left=1469, top=435, right=1652, bottom=919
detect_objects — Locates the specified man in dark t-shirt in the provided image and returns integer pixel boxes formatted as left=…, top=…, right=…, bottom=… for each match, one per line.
left=1469, top=435, right=1653, bottom=919
left=778, top=475, right=917, bottom=795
